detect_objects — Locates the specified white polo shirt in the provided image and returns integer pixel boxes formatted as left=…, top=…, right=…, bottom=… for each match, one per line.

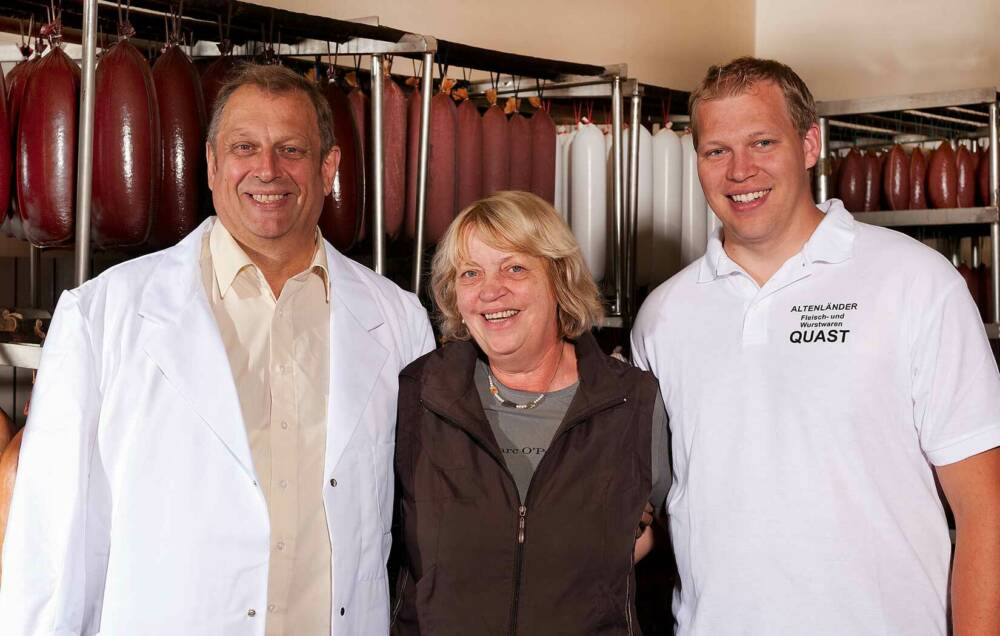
left=631, top=199, right=1000, bottom=636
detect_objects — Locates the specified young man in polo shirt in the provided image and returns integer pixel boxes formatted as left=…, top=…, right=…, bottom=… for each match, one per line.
left=631, top=57, right=1000, bottom=635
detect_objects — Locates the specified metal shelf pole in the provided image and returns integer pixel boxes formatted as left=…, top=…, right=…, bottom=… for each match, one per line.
left=74, top=0, right=98, bottom=286
left=411, top=52, right=434, bottom=295
left=611, top=76, right=623, bottom=317
left=990, top=102, right=999, bottom=324
left=370, top=54, right=385, bottom=274
left=817, top=117, right=830, bottom=203
left=626, top=89, right=641, bottom=321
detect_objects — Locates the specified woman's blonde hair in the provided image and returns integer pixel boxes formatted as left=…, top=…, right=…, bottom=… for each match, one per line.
left=431, top=191, right=604, bottom=343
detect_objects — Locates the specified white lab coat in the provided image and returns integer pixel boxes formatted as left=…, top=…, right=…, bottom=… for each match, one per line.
left=0, top=218, right=435, bottom=635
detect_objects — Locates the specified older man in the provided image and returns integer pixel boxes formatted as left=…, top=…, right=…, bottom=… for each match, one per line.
left=632, top=57, right=1000, bottom=635
left=0, top=64, right=433, bottom=635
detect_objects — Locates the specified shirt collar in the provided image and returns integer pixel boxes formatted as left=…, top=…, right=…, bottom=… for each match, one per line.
left=697, top=198, right=856, bottom=283
left=209, top=219, right=331, bottom=302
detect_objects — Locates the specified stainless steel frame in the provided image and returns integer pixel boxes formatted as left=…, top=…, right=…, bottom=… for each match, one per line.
left=73, top=0, right=99, bottom=286
left=411, top=53, right=434, bottom=295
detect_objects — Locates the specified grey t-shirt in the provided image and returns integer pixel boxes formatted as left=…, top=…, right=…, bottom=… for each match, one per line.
left=474, top=359, right=670, bottom=508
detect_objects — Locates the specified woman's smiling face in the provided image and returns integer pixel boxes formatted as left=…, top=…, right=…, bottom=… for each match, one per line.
left=455, top=229, right=560, bottom=366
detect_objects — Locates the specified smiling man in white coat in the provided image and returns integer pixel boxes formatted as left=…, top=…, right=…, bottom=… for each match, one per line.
left=0, top=64, right=434, bottom=635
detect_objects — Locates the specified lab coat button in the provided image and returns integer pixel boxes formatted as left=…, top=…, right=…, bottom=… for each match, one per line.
left=340, top=607, right=346, bottom=616
left=330, top=478, right=338, bottom=487
left=248, top=609, right=256, bottom=617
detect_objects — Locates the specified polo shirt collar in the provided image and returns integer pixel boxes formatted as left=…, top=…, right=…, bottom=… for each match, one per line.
left=209, top=219, right=330, bottom=302
left=697, top=198, right=857, bottom=283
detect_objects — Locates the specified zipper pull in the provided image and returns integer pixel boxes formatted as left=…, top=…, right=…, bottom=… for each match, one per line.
left=517, top=505, right=527, bottom=544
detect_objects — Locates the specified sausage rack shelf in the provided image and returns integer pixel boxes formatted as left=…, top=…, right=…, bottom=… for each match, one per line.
left=814, top=87, right=1000, bottom=338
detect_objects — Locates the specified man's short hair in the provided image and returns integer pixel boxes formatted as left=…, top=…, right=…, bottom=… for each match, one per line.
left=207, top=62, right=336, bottom=157
left=688, top=56, right=817, bottom=148
left=430, top=191, right=605, bottom=343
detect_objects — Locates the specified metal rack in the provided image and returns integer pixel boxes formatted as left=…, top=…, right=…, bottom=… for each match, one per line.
left=815, top=87, right=1000, bottom=335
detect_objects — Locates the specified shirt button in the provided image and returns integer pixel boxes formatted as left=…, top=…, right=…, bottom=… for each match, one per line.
left=248, top=609, right=256, bottom=617
left=268, top=604, right=276, bottom=612
left=280, top=421, right=288, bottom=430
left=279, top=480, right=288, bottom=488
left=276, top=541, right=285, bottom=551
left=330, top=478, right=338, bottom=487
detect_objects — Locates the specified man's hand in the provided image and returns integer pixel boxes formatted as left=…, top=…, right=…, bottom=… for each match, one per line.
left=633, top=502, right=656, bottom=563
left=937, top=447, right=1000, bottom=635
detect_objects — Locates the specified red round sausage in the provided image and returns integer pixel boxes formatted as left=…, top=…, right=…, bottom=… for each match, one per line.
left=200, top=55, right=238, bottom=123
left=928, top=141, right=957, bottom=209
left=319, top=78, right=363, bottom=251
left=150, top=44, right=206, bottom=249
left=882, top=144, right=909, bottom=211
left=17, top=47, right=79, bottom=246
left=862, top=150, right=880, bottom=211
left=837, top=148, right=864, bottom=212
left=92, top=38, right=159, bottom=247
left=529, top=108, right=556, bottom=205
left=407, top=92, right=457, bottom=244
left=955, top=145, right=975, bottom=208
left=508, top=111, right=532, bottom=191
left=977, top=145, right=991, bottom=206
left=404, top=85, right=421, bottom=242
left=6, top=57, right=38, bottom=232
left=347, top=87, right=369, bottom=241
left=455, top=99, right=483, bottom=213
left=382, top=76, right=407, bottom=239
left=0, top=67, right=10, bottom=223
left=909, top=148, right=928, bottom=210
left=482, top=105, right=511, bottom=196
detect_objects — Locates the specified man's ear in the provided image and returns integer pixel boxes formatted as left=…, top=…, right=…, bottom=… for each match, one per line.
left=802, top=123, right=820, bottom=170
left=206, top=141, right=217, bottom=191
left=321, top=145, right=341, bottom=196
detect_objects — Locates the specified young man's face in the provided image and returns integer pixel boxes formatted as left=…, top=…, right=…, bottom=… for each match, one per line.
left=694, top=81, right=819, bottom=251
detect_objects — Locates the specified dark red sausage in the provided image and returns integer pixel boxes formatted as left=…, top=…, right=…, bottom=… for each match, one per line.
left=0, top=66, right=10, bottom=223
left=958, top=263, right=979, bottom=306
left=862, top=150, right=880, bottom=211
left=455, top=99, right=483, bottom=213
left=977, top=145, right=991, bottom=206
left=6, top=57, right=37, bottom=231
left=828, top=155, right=840, bottom=201
left=909, top=147, right=928, bottom=209
left=93, top=38, right=159, bottom=248
left=928, top=141, right=957, bottom=209
left=508, top=111, right=532, bottom=191
left=424, top=92, right=457, bottom=244
left=529, top=108, right=556, bottom=205
left=17, top=48, right=79, bottom=246
left=150, top=44, right=206, bottom=249
left=955, top=145, right=975, bottom=208
left=482, top=104, right=510, bottom=196
left=319, top=78, right=363, bottom=251
left=347, top=88, right=369, bottom=241
left=404, top=86, right=421, bottom=242
left=882, top=144, right=909, bottom=211
left=200, top=55, right=238, bottom=123
left=837, top=148, right=864, bottom=212
left=382, top=76, right=407, bottom=239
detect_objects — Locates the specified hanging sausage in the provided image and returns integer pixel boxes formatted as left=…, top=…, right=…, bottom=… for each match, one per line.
left=528, top=99, right=556, bottom=205
left=909, top=147, right=928, bottom=210
left=955, top=145, right=975, bottom=208
left=861, top=150, right=880, bottom=211
left=838, top=148, right=864, bottom=212
left=455, top=96, right=484, bottom=213
left=977, top=143, right=991, bottom=206
left=92, top=23, right=159, bottom=248
left=17, top=27, right=79, bottom=246
left=680, top=134, right=707, bottom=266
left=882, top=144, right=909, bottom=211
left=482, top=89, right=511, bottom=196
left=651, top=126, right=683, bottom=283
left=150, top=36, right=207, bottom=249
left=569, top=122, right=607, bottom=281
left=927, top=141, right=957, bottom=209
left=319, top=69, right=363, bottom=251
left=556, top=128, right=575, bottom=221
left=634, top=125, right=654, bottom=287
left=6, top=42, right=40, bottom=241
left=508, top=99, right=533, bottom=191
left=404, top=80, right=421, bottom=241
left=200, top=37, right=237, bottom=121
left=345, top=73, right=369, bottom=241
left=382, top=73, right=408, bottom=239
left=0, top=66, right=10, bottom=224
left=407, top=79, right=457, bottom=245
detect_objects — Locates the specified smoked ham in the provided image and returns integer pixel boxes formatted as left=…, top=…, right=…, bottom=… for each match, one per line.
left=882, top=144, right=909, bottom=211
left=17, top=47, right=79, bottom=246
left=955, top=145, right=975, bottom=208
left=482, top=104, right=511, bottom=196
left=456, top=99, right=484, bottom=212
left=909, top=147, right=928, bottom=209
left=838, top=148, right=864, bottom=212
left=150, top=44, right=206, bottom=248
left=319, top=77, right=363, bottom=251
left=529, top=108, right=556, bottom=205
left=928, top=141, right=957, bottom=209
left=509, top=111, right=532, bottom=191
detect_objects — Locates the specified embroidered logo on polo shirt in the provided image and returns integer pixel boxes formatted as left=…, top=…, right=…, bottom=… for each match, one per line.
left=788, top=303, right=858, bottom=344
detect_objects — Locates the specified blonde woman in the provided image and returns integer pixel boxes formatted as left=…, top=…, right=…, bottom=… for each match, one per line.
left=392, top=191, right=668, bottom=634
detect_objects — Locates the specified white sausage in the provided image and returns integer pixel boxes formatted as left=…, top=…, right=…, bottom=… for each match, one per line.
left=635, top=125, right=654, bottom=286
left=680, top=134, right=708, bottom=266
left=651, top=127, right=683, bottom=284
left=569, top=123, right=607, bottom=281
left=554, top=132, right=564, bottom=218
left=559, top=129, right=576, bottom=222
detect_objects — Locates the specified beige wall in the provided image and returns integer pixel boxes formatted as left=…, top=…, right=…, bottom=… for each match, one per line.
left=254, top=0, right=755, bottom=91
left=755, top=0, right=1000, bottom=101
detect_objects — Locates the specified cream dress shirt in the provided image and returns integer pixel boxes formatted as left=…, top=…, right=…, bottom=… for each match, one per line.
left=201, top=219, right=332, bottom=635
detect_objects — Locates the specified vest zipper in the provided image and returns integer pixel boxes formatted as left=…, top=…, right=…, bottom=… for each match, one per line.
left=510, top=504, right=527, bottom=634
left=624, top=549, right=634, bottom=636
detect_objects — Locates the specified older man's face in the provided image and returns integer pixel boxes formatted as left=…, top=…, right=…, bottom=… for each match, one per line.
left=206, top=85, right=339, bottom=255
